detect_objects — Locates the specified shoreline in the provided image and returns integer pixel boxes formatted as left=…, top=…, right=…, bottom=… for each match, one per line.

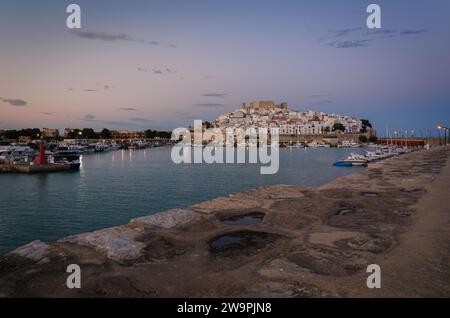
left=1, top=146, right=449, bottom=297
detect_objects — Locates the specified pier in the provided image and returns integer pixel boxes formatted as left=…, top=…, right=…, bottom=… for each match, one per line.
left=0, top=163, right=75, bottom=174
left=1, top=146, right=449, bottom=297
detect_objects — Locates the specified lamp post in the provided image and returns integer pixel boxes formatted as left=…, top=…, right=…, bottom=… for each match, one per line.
left=437, top=125, right=449, bottom=146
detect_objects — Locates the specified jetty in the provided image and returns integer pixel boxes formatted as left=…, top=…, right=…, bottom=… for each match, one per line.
left=1, top=163, right=75, bottom=174
left=0, top=142, right=79, bottom=174
left=0, top=146, right=449, bottom=297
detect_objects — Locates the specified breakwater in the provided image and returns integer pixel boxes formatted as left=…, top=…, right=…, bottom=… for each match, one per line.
left=0, top=146, right=449, bottom=297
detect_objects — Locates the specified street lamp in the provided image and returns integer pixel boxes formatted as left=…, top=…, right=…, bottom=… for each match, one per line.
left=437, top=125, right=449, bottom=146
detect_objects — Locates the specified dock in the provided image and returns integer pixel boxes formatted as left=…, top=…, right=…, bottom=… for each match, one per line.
left=0, top=163, right=78, bottom=174
left=1, top=146, right=449, bottom=297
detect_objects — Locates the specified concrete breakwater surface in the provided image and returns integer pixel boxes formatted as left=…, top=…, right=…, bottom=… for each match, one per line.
left=0, top=147, right=449, bottom=297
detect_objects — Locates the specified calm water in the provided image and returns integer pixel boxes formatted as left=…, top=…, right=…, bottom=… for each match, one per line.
left=0, top=147, right=365, bottom=254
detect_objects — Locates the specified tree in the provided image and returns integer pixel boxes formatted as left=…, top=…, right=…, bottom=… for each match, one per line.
left=204, top=121, right=213, bottom=129
left=99, top=128, right=112, bottom=139
left=361, top=119, right=372, bottom=128
left=332, top=123, right=345, bottom=132
left=368, top=135, right=378, bottom=143
left=81, top=128, right=98, bottom=139
left=361, top=119, right=372, bottom=133
left=0, top=128, right=40, bottom=140
left=359, top=135, right=368, bottom=143
left=145, top=129, right=171, bottom=139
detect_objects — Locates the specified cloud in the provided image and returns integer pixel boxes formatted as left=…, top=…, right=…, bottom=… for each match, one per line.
left=0, top=98, right=27, bottom=107
left=366, top=29, right=397, bottom=36
left=69, top=86, right=110, bottom=92
left=70, top=30, right=163, bottom=47
left=203, top=75, right=216, bottom=80
left=400, top=29, right=429, bottom=35
left=202, top=93, right=228, bottom=97
left=41, top=112, right=53, bottom=116
left=330, top=27, right=363, bottom=38
left=194, top=103, right=228, bottom=108
left=306, top=94, right=331, bottom=98
left=120, top=107, right=139, bottom=111
left=326, top=39, right=371, bottom=48
left=138, top=67, right=177, bottom=75
left=81, top=114, right=96, bottom=121
left=129, top=117, right=154, bottom=123
left=320, top=27, right=429, bottom=48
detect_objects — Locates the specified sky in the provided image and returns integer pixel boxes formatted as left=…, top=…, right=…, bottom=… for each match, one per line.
left=0, top=0, right=449, bottom=134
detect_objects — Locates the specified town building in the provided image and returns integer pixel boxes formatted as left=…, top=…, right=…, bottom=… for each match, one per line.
left=214, top=101, right=364, bottom=136
left=41, top=128, right=59, bottom=138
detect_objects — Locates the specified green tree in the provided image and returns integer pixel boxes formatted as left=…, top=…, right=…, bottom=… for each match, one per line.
left=145, top=129, right=172, bottom=139
left=368, top=135, right=378, bottom=143
left=359, top=135, right=368, bottom=143
left=361, top=119, right=373, bottom=133
left=332, top=123, right=345, bottom=132
left=99, top=128, right=112, bottom=139
left=361, top=119, right=372, bottom=128
left=81, top=128, right=98, bottom=139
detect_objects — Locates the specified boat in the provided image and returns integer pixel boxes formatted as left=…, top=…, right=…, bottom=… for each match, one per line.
left=333, top=161, right=353, bottom=167
left=338, top=140, right=361, bottom=148
left=51, top=146, right=81, bottom=163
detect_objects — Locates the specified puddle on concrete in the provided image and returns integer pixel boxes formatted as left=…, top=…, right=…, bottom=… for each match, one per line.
left=361, top=192, right=379, bottom=198
left=336, top=208, right=354, bottom=216
left=218, top=212, right=265, bottom=226
left=208, top=230, right=279, bottom=254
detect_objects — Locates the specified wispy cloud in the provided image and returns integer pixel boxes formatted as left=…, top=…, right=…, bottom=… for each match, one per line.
left=69, top=86, right=109, bottom=92
left=120, top=107, right=139, bottom=111
left=129, top=117, right=154, bottom=123
left=138, top=67, right=177, bottom=74
left=202, top=93, right=228, bottom=98
left=326, top=39, right=372, bottom=48
left=70, top=30, right=164, bottom=46
left=203, top=75, right=216, bottom=80
left=319, top=27, right=363, bottom=41
left=320, top=27, right=430, bottom=48
left=194, top=103, right=228, bottom=108
left=400, top=29, right=429, bottom=35
left=81, top=114, right=96, bottom=121
left=306, top=94, right=331, bottom=98
left=0, top=97, right=27, bottom=107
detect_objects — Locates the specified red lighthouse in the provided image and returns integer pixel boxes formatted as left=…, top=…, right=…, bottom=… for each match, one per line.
left=34, top=142, right=48, bottom=165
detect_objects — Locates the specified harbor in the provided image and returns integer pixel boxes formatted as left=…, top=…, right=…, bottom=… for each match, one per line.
left=0, top=138, right=172, bottom=174
left=1, top=145, right=449, bottom=297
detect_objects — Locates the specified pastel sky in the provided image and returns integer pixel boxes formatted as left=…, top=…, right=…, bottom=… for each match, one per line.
left=1, top=0, right=449, bottom=134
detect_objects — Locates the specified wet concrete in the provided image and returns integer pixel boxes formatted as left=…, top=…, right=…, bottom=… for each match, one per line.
left=217, top=212, right=265, bottom=225
left=1, top=146, right=450, bottom=297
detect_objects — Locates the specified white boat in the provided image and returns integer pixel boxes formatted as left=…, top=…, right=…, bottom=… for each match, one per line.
left=339, top=140, right=361, bottom=148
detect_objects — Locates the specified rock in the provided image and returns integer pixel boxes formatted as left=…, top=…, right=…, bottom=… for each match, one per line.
left=10, top=240, right=50, bottom=262
left=61, top=226, right=145, bottom=262
left=131, top=209, right=203, bottom=228
left=234, top=184, right=306, bottom=200
left=190, top=197, right=260, bottom=214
